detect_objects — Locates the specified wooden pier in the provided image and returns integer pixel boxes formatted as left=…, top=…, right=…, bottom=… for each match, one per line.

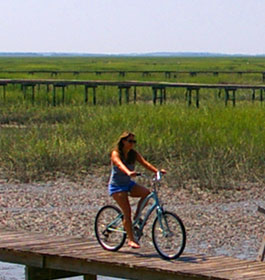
left=0, top=227, right=265, bottom=280
left=0, top=70, right=265, bottom=82
left=0, top=78, right=265, bottom=107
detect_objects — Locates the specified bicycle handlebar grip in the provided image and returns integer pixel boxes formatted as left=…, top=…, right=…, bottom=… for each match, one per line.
left=156, top=171, right=161, bottom=180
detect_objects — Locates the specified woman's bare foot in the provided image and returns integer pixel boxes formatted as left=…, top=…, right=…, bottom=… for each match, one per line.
left=128, top=240, right=140, bottom=249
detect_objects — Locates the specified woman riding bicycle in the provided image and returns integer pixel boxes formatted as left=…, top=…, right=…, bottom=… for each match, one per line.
left=108, top=131, right=166, bottom=249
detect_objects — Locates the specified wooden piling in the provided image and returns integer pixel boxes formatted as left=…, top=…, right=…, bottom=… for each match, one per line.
left=252, top=89, right=256, bottom=102
left=85, top=86, right=97, bottom=105
left=187, top=88, right=192, bottom=106
left=92, top=87, right=96, bottom=105
left=152, top=87, right=157, bottom=105
left=125, top=87, right=130, bottom=103
left=133, top=86, right=137, bottom=103
left=3, top=85, right=6, bottom=102
left=163, top=87, right=167, bottom=103
left=225, top=88, right=236, bottom=106
left=118, top=86, right=130, bottom=105
left=196, top=88, right=200, bottom=108
left=62, top=86, right=65, bottom=104
left=118, top=87, right=122, bottom=105
left=32, top=85, right=35, bottom=105
left=25, top=266, right=82, bottom=280
left=0, top=84, right=7, bottom=102
left=84, top=86, right=88, bottom=104
left=52, top=85, right=56, bottom=106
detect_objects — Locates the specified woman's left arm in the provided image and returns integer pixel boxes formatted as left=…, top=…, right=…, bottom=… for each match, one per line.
left=136, top=151, right=158, bottom=173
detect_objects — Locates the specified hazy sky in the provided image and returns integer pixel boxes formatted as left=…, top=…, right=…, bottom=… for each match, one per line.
left=0, top=0, right=264, bottom=54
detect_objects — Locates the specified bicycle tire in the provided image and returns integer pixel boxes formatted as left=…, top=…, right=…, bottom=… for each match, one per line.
left=152, top=211, right=186, bottom=259
left=94, top=205, right=126, bottom=251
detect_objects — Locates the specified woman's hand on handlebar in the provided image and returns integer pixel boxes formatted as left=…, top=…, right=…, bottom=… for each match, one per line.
left=159, top=169, right=167, bottom=174
left=128, top=171, right=138, bottom=177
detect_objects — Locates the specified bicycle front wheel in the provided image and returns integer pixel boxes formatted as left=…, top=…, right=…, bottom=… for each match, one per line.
left=94, top=205, right=126, bottom=251
left=152, top=211, right=186, bottom=259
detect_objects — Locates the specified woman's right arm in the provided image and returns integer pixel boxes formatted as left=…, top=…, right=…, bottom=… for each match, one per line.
left=111, top=151, right=136, bottom=177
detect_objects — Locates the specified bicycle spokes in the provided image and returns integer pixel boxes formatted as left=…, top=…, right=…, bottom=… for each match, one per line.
left=95, top=205, right=126, bottom=251
left=152, top=211, right=186, bottom=259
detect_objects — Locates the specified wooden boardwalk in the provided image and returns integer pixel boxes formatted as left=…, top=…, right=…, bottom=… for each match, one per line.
left=0, top=78, right=265, bottom=107
left=1, top=78, right=265, bottom=89
left=0, top=70, right=265, bottom=82
left=0, top=227, right=265, bottom=280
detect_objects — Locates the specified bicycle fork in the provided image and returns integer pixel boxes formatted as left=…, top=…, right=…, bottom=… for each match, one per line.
left=156, top=207, right=172, bottom=238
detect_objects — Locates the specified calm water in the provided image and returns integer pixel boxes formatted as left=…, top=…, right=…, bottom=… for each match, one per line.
left=0, top=262, right=124, bottom=280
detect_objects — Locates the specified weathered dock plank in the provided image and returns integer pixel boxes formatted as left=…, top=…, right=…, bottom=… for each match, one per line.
left=0, top=227, right=265, bottom=280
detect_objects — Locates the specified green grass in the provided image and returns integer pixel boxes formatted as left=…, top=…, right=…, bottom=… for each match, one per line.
left=0, top=56, right=265, bottom=83
left=0, top=56, right=264, bottom=188
left=0, top=103, right=264, bottom=188
left=0, top=56, right=265, bottom=71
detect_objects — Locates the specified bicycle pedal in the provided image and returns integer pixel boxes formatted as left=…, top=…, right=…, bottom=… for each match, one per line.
left=133, top=226, right=142, bottom=241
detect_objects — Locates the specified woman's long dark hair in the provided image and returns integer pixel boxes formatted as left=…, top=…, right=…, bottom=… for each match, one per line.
left=111, top=131, right=137, bottom=164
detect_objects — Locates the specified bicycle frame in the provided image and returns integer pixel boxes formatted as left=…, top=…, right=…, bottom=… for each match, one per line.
left=133, top=189, right=163, bottom=230
left=105, top=190, right=162, bottom=235
left=105, top=172, right=165, bottom=235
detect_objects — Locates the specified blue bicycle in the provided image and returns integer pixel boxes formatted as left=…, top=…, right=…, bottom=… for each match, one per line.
left=95, top=172, right=186, bottom=260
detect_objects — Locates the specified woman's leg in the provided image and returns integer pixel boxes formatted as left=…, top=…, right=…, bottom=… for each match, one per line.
left=112, top=191, right=140, bottom=248
left=130, top=184, right=150, bottom=221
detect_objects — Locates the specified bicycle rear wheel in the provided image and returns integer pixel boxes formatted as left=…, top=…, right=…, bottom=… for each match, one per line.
left=152, top=211, right=186, bottom=259
left=95, top=205, right=126, bottom=251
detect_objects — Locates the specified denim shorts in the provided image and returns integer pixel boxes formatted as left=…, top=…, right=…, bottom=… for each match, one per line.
left=108, top=180, right=136, bottom=196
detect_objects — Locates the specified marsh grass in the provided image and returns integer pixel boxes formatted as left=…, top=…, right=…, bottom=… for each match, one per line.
left=0, top=56, right=265, bottom=187
left=0, top=103, right=264, bottom=187
left=1, top=56, right=265, bottom=83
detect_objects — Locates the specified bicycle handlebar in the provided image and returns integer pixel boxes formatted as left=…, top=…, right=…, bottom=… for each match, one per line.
left=136, top=171, right=163, bottom=181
